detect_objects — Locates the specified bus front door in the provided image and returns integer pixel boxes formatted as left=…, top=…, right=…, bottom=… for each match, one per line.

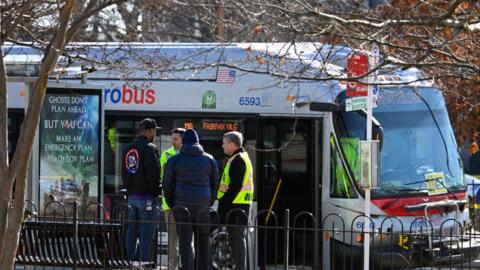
left=257, top=118, right=321, bottom=268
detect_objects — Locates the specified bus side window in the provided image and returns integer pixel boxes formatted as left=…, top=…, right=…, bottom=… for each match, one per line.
left=330, top=136, right=357, bottom=198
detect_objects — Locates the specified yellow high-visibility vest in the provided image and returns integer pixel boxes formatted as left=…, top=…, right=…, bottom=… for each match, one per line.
left=160, top=146, right=178, bottom=210
left=217, top=152, right=254, bottom=204
left=107, top=128, right=117, bottom=152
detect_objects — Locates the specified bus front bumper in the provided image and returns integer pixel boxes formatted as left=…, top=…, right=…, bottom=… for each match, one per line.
left=333, top=236, right=480, bottom=268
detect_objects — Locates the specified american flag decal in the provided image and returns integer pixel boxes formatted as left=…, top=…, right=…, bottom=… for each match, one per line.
left=217, top=69, right=236, bottom=83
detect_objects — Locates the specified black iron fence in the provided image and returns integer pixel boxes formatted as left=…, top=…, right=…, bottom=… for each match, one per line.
left=14, top=192, right=480, bottom=269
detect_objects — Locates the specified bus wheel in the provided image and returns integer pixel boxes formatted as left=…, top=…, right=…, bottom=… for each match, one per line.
left=210, top=227, right=235, bottom=270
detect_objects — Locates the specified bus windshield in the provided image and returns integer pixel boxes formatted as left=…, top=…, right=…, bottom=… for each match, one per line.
left=336, top=87, right=464, bottom=197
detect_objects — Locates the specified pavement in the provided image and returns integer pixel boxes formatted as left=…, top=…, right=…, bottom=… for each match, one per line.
left=413, top=259, right=480, bottom=269
left=457, top=259, right=480, bottom=269
left=468, top=259, right=480, bottom=268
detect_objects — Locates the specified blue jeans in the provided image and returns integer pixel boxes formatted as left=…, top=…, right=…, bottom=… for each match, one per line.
left=126, top=197, right=160, bottom=262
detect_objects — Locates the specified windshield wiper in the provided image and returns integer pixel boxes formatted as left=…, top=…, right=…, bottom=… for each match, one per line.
left=381, top=184, right=429, bottom=193
left=405, top=179, right=459, bottom=200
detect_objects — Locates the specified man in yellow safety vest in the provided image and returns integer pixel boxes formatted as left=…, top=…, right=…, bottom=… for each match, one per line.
left=218, top=131, right=253, bottom=270
left=160, top=128, right=185, bottom=270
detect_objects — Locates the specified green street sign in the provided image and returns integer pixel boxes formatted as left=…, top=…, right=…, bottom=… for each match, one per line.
left=346, top=96, right=367, bottom=112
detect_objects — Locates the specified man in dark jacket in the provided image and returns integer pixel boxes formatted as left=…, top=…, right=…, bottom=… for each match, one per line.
left=122, top=118, right=161, bottom=262
left=163, top=129, right=220, bottom=270
left=218, top=131, right=254, bottom=270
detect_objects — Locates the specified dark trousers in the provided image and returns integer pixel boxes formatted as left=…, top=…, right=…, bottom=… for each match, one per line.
left=176, top=208, right=211, bottom=270
left=228, top=225, right=247, bottom=270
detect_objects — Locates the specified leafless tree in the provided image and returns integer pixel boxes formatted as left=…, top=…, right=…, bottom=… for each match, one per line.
left=70, top=0, right=220, bottom=42
left=65, top=0, right=480, bottom=147
left=1, top=1, right=479, bottom=268
left=166, top=0, right=480, bottom=147
left=0, top=1, right=129, bottom=269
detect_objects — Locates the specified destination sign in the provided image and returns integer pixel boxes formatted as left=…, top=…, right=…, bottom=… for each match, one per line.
left=176, top=119, right=241, bottom=138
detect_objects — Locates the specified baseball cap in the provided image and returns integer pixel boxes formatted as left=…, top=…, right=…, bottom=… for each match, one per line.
left=139, top=118, right=157, bottom=130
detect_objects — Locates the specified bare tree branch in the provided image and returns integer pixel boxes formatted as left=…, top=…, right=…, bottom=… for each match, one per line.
left=0, top=1, right=75, bottom=267
left=65, top=0, right=128, bottom=44
left=0, top=0, right=34, bottom=44
left=9, top=1, right=72, bottom=180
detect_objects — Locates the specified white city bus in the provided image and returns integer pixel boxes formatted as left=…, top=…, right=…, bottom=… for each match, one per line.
left=5, top=43, right=480, bottom=269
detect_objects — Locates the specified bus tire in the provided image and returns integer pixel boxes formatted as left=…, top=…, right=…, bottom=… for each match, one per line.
left=210, top=227, right=235, bottom=270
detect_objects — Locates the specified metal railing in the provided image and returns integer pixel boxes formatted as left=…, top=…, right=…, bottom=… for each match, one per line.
left=14, top=192, right=480, bottom=270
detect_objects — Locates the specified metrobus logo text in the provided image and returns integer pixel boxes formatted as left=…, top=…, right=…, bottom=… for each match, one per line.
left=104, top=85, right=156, bottom=105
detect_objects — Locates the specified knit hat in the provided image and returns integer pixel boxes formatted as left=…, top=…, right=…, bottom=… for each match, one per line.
left=182, top=129, right=199, bottom=145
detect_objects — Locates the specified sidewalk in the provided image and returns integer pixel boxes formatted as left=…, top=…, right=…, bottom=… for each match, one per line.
left=414, top=259, right=480, bottom=269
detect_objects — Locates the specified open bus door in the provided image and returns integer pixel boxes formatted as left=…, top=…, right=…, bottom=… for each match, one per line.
left=256, top=117, right=322, bottom=268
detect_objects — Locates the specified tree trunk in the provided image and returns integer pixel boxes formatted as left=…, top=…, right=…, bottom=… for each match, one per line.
left=0, top=1, right=75, bottom=269
left=0, top=39, right=13, bottom=265
left=0, top=0, right=127, bottom=267
left=0, top=169, right=28, bottom=270
left=0, top=194, right=11, bottom=263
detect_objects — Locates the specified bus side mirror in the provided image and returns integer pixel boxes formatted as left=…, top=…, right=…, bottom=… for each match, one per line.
left=310, top=102, right=345, bottom=112
left=372, top=124, right=383, bottom=151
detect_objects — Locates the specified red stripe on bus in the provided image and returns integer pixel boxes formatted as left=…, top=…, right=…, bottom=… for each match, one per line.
left=371, top=192, right=466, bottom=216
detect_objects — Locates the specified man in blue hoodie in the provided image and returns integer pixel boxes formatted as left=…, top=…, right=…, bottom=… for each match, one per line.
left=163, top=129, right=220, bottom=270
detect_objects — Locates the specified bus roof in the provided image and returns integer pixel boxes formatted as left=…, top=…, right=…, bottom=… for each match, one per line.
left=4, top=42, right=349, bottom=80
left=4, top=43, right=437, bottom=113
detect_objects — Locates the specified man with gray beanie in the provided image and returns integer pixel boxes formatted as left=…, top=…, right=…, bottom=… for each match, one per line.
left=218, top=131, right=254, bottom=270
left=163, top=129, right=220, bottom=270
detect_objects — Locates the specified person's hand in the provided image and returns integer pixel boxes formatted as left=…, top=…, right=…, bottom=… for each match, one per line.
left=209, top=198, right=216, bottom=207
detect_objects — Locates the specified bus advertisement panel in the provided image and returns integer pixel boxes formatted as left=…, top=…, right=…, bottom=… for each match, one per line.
left=39, top=87, right=102, bottom=217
